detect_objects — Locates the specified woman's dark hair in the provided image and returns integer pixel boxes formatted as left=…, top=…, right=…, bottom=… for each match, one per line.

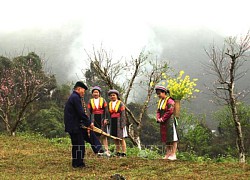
left=156, top=89, right=174, bottom=100
left=157, top=89, right=170, bottom=95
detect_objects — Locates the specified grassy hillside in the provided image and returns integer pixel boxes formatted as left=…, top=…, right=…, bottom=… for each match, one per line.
left=0, top=133, right=249, bottom=180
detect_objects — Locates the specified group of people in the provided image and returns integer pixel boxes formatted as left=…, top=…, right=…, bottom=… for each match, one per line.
left=64, top=81, right=127, bottom=168
left=86, top=86, right=128, bottom=157
left=64, top=81, right=178, bottom=168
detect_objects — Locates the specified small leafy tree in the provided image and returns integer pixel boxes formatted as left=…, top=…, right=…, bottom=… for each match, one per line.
left=184, top=123, right=212, bottom=156
left=213, top=103, right=250, bottom=157
left=176, top=109, right=212, bottom=156
left=28, top=106, right=65, bottom=138
left=18, top=84, right=70, bottom=137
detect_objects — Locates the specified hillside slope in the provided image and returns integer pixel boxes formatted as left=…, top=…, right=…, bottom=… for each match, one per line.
left=0, top=134, right=249, bottom=179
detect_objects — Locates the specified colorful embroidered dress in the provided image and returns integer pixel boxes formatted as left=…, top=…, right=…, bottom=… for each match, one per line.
left=108, top=100, right=127, bottom=139
left=156, top=97, right=178, bottom=143
left=87, top=97, right=109, bottom=135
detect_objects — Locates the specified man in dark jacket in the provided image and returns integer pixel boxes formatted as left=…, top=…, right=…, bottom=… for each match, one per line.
left=64, top=81, right=102, bottom=168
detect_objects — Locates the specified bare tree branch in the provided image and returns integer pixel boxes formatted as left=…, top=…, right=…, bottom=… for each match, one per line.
left=84, top=47, right=171, bottom=148
left=205, top=31, right=250, bottom=163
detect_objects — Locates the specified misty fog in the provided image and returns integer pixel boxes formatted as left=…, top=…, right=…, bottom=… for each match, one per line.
left=1, top=23, right=250, bottom=130
left=0, top=22, right=85, bottom=83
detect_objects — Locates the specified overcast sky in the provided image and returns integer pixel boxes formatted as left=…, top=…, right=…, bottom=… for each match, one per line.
left=1, top=0, right=250, bottom=83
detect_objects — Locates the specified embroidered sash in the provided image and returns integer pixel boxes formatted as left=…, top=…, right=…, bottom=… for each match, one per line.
left=109, top=100, right=121, bottom=113
left=157, top=97, right=170, bottom=110
left=90, top=97, right=104, bottom=110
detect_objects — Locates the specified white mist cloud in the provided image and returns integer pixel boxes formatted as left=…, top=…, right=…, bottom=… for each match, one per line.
left=1, top=0, right=249, bottom=83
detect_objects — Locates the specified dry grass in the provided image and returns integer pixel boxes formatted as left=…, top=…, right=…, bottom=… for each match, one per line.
left=0, top=134, right=249, bottom=180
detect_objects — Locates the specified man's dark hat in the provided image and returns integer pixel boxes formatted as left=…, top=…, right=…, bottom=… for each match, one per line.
left=74, top=81, right=88, bottom=90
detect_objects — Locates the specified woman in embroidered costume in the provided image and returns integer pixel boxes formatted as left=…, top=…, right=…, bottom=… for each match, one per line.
left=108, top=89, right=127, bottom=157
left=155, top=86, right=178, bottom=160
left=87, top=86, right=110, bottom=156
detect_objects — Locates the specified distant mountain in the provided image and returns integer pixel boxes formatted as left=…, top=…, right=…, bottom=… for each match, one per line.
left=1, top=27, right=249, bottom=129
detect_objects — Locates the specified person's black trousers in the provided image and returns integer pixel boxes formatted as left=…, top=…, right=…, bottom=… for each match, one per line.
left=83, top=129, right=103, bottom=153
left=69, top=129, right=103, bottom=167
left=69, top=131, right=85, bottom=168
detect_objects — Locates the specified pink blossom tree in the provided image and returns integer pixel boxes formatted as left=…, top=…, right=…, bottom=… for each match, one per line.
left=0, top=52, right=56, bottom=136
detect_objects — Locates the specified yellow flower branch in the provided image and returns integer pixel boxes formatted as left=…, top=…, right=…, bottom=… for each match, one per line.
left=164, top=71, right=200, bottom=100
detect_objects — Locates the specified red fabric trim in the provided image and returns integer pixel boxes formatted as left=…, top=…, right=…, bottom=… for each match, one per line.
left=160, top=122, right=167, bottom=142
left=92, top=109, right=104, bottom=114
left=103, top=102, right=107, bottom=107
left=120, top=106, right=125, bottom=111
left=111, top=113, right=121, bottom=118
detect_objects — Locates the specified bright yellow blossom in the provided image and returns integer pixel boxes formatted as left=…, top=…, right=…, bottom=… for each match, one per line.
left=163, top=71, right=199, bottom=100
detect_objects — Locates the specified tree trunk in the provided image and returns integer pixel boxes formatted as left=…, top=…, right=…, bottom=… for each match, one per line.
left=228, top=56, right=245, bottom=163
left=231, top=102, right=245, bottom=163
left=6, top=123, right=16, bottom=136
left=128, top=124, right=142, bottom=150
left=3, top=114, right=19, bottom=136
left=3, top=116, right=12, bottom=135
left=5, top=123, right=11, bottom=134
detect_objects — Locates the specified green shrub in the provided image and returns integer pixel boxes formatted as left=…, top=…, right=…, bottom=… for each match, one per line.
left=49, top=137, right=71, bottom=147
left=127, top=147, right=161, bottom=159
left=27, top=106, right=66, bottom=138
left=214, top=155, right=238, bottom=163
left=178, top=151, right=211, bottom=162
